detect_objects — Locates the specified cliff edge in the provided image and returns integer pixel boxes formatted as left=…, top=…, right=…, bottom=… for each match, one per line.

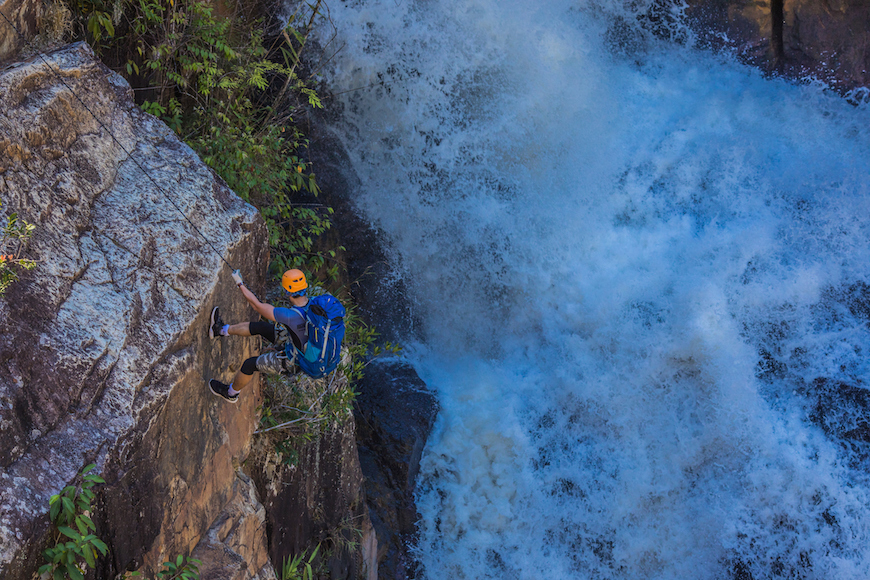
left=0, top=41, right=274, bottom=579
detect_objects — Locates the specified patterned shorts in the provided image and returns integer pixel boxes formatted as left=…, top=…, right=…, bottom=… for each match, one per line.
left=255, top=348, right=298, bottom=376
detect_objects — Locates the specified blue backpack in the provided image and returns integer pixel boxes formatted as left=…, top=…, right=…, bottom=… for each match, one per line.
left=287, top=294, right=346, bottom=378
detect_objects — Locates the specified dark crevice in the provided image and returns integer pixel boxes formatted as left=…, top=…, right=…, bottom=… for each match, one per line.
left=771, top=0, right=784, bottom=69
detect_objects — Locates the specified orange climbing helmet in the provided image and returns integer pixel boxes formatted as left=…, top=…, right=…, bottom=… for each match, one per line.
left=281, top=269, right=308, bottom=294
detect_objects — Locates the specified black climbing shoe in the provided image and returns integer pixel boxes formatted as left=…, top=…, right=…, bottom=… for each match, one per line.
left=209, top=306, right=225, bottom=339
left=208, top=379, right=238, bottom=403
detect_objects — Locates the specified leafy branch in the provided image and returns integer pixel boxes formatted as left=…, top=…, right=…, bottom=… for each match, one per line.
left=38, top=464, right=201, bottom=580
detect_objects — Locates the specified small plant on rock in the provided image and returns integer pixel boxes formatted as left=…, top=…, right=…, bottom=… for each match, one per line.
left=39, top=464, right=201, bottom=580
left=38, top=464, right=107, bottom=580
left=0, top=200, right=36, bottom=297
left=124, top=554, right=201, bottom=580
left=280, top=544, right=321, bottom=580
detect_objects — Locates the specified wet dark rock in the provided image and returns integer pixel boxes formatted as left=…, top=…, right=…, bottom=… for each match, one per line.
left=803, top=377, right=870, bottom=470
left=247, top=416, right=376, bottom=580
left=684, top=0, right=870, bottom=96
left=806, top=378, right=870, bottom=441
left=354, top=360, right=438, bottom=580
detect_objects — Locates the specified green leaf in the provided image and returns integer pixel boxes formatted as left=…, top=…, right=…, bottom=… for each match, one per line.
left=79, top=513, right=96, bottom=531
left=91, top=537, right=109, bottom=555
left=58, top=525, right=81, bottom=541
left=83, top=545, right=96, bottom=568
left=50, top=498, right=61, bottom=521
left=67, top=563, right=84, bottom=580
left=61, top=496, right=75, bottom=516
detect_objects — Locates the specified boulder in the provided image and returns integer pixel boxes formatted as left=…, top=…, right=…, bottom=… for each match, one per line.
left=782, top=0, right=870, bottom=92
left=0, top=41, right=272, bottom=579
left=192, top=472, right=277, bottom=580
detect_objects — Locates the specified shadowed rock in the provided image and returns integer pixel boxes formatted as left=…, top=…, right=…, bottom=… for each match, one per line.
left=354, top=360, right=438, bottom=580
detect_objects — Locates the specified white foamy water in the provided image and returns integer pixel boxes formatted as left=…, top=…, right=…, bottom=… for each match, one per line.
left=314, top=1, right=870, bottom=577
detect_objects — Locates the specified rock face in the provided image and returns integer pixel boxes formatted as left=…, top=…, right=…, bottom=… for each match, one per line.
left=191, top=472, right=276, bottom=580
left=248, top=413, right=378, bottom=580
left=0, top=42, right=273, bottom=579
left=684, top=0, right=870, bottom=94
left=354, top=360, right=438, bottom=580
left=0, top=0, right=42, bottom=62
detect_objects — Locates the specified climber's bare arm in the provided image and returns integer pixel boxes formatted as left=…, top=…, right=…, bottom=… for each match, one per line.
left=238, top=283, right=275, bottom=322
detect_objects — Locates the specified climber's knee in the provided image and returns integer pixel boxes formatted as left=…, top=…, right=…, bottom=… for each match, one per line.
left=241, top=356, right=259, bottom=376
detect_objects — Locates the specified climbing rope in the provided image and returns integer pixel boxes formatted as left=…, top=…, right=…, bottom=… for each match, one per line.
left=0, top=10, right=236, bottom=271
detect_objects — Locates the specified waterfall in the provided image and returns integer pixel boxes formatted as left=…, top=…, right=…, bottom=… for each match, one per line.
left=315, top=1, right=870, bottom=577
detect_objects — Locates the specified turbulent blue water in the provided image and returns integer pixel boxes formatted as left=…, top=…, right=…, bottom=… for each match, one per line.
left=314, top=1, right=870, bottom=578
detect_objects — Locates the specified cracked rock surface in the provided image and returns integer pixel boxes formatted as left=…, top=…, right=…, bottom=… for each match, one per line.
left=0, top=42, right=271, bottom=579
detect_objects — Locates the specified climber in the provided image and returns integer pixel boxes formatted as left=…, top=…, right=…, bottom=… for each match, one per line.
left=207, top=268, right=346, bottom=403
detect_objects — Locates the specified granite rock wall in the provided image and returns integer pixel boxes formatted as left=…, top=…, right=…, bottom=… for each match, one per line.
left=0, top=41, right=274, bottom=579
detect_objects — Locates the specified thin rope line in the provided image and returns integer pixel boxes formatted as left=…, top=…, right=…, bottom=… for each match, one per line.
left=0, top=11, right=236, bottom=270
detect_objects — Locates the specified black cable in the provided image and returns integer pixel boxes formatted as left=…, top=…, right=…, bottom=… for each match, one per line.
left=0, top=10, right=236, bottom=271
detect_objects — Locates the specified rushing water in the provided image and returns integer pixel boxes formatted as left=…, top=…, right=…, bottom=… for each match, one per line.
left=313, top=1, right=870, bottom=578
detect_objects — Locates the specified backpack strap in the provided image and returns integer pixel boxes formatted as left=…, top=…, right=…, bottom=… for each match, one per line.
left=319, top=319, right=331, bottom=364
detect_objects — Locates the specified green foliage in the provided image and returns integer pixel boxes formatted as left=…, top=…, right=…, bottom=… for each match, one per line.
left=155, top=555, right=201, bottom=580
left=256, top=368, right=350, bottom=465
left=189, top=114, right=338, bottom=282
left=281, top=544, right=321, bottom=580
left=339, top=300, right=401, bottom=384
left=38, top=464, right=107, bottom=580
left=0, top=200, right=37, bottom=296
left=123, top=554, right=201, bottom=580
left=39, top=465, right=200, bottom=580
left=64, top=0, right=114, bottom=44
